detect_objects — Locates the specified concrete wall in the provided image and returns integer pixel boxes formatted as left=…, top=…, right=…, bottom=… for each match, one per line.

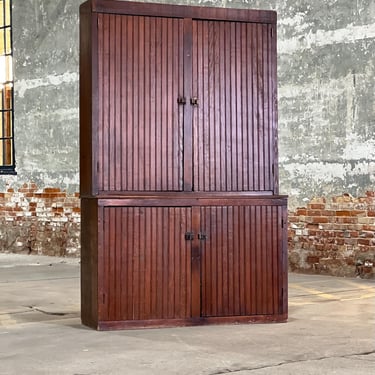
left=5, top=0, right=373, bottom=208
left=11, top=0, right=79, bottom=190
left=0, top=0, right=374, bottom=274
left=4, top=0, right=375, bottom=207
left=277, top=0, right=375, bottom=208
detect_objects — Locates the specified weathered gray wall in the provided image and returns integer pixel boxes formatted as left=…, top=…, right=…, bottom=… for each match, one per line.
left=5, top=0, right=375, bottom=209
left=11, top=0, right=80, bottom=190
left=278, top=0, right=375, bottom=208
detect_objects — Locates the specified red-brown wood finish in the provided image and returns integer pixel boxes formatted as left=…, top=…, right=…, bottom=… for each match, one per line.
left=192, top=21, right=277, bottom=192
left=80, top=0, right=287, bottom=330
left=80, top=198, right=99, bottom=328
left=97, top=13, right=184, bottom=192
left=200, top=205, right=285, bottom=317
left=81, top=196, right=287, bottom=329
left=80, top=2, right=98, bottom=196
left=98, top=206, right=193, bottom=321
left=90, top=0, right=276, bottom=24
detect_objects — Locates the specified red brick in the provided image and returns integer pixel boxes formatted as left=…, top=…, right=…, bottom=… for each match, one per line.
left=335, top=238, right=345, bottom=245
left=363, top=225, right=375, bottom=231
left=288, top=216, right=299, bottom=223
left=368, top=211, right=375, bottom=217
left=336, top=210, right=351, bottom=216
left=296, top=208, right=307, bottom=215
left=358, top=245, right=375, bottom=252
left=336, top=217, right=358, bottom=224
left=308, top=204, right=326, bottom=210
left=358, top=239, right=371, bottom=246
left=306, top=223, right=320, bottom=229
left=307, top=210, right=323, bottom=216
left=52, top=207, right=64, bottom=213
left=360, top=231, right=374, bottom=238
left=43, top=188, right=61, bottom=193
left=350, top=210, right=366, bottom=217
left=312, top=217, right=329, bottom=223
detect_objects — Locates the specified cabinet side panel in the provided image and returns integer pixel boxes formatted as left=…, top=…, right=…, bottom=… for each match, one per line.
left=192, top=21, right=276, bottom=193
left=280, top=205, right=288, bottom=314
left=80, top=8, right=98, bottom=196
left=100, top=206, right=192, bottom=321
left=97, top=15, right=184, bottom=193
left=81, top=199, right=99, bottom=328
left=271, top=24, right=279, bottom=194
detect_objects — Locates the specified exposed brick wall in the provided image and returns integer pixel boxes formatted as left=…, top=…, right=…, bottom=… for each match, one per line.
left=1, top=184, right=374, bottom=278
left=289, top=192, right=375, bottom=278
left=0, top=183, right=80, bottom=257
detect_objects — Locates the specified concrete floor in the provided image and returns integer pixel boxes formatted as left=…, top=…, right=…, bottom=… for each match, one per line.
left=0, top=253, right=374, bottom=375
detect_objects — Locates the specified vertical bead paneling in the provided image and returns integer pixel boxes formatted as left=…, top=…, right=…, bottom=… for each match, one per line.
left=100, top=206, right=192, bottom=321
left=201, top=205, right=283, bottom=317
left=97, top=14, right=184, bottom=192
left=192, top=21, right=276, bottom=192
left=81, top=1, right=285, bottom=329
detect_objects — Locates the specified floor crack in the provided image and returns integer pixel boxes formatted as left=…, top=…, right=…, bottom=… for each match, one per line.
left=26, top=305, right=68, bottom=316
left=208, top=350, right=375, bottom=374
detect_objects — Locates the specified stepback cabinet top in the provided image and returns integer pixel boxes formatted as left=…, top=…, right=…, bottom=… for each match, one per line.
left=80, top=0, right=279, bottom=196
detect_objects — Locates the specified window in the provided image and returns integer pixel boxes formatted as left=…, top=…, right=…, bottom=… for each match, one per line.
left=0, top=0, right=15, bottom=174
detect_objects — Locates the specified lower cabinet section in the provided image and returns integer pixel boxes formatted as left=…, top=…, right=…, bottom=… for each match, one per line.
left=81, top=195, right=288, bottom=330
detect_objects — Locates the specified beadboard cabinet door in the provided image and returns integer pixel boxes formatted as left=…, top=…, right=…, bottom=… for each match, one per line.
left=96, top=206, right=194, bottom=328
left=199, top=205, right=287, bottom=318
left=96, top=14, right=184, bottom=193
left=191, top=20, right=278, bottom=193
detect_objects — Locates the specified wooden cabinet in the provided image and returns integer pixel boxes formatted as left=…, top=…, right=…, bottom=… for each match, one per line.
left=80, top=0, right=288, bottom=330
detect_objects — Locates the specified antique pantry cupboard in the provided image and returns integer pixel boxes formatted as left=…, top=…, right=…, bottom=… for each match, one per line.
left=80, top=0, right=288, bottom=330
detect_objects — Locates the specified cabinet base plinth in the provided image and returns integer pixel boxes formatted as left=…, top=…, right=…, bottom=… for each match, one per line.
left=86, top=314, right=288, bottom=331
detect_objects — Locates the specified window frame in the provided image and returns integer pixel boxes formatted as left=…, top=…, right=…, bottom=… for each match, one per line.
left=0, top=0, right=15, bottom=175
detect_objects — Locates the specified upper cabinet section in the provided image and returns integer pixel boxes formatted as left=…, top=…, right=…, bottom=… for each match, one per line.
left=80, top=1, right=278, bottom=196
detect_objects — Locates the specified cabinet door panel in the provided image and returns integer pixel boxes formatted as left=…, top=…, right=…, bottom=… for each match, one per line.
left=200, top=205, right=284, bottom=317
left=97, top=14, right=184, bottom=192
left=192, top=21, right=277, bottom=192
left=99, top=206, right=192, bottom=321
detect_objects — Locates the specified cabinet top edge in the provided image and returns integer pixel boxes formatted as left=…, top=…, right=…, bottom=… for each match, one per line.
left=80, top=0, right=277, bottom=24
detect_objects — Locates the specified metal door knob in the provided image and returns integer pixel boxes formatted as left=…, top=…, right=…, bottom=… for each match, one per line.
left=190, top=97, right=198, bottom=106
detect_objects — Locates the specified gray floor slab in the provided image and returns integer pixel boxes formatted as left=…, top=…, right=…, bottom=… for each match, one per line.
left=0, top=253, right=374, bottom=375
